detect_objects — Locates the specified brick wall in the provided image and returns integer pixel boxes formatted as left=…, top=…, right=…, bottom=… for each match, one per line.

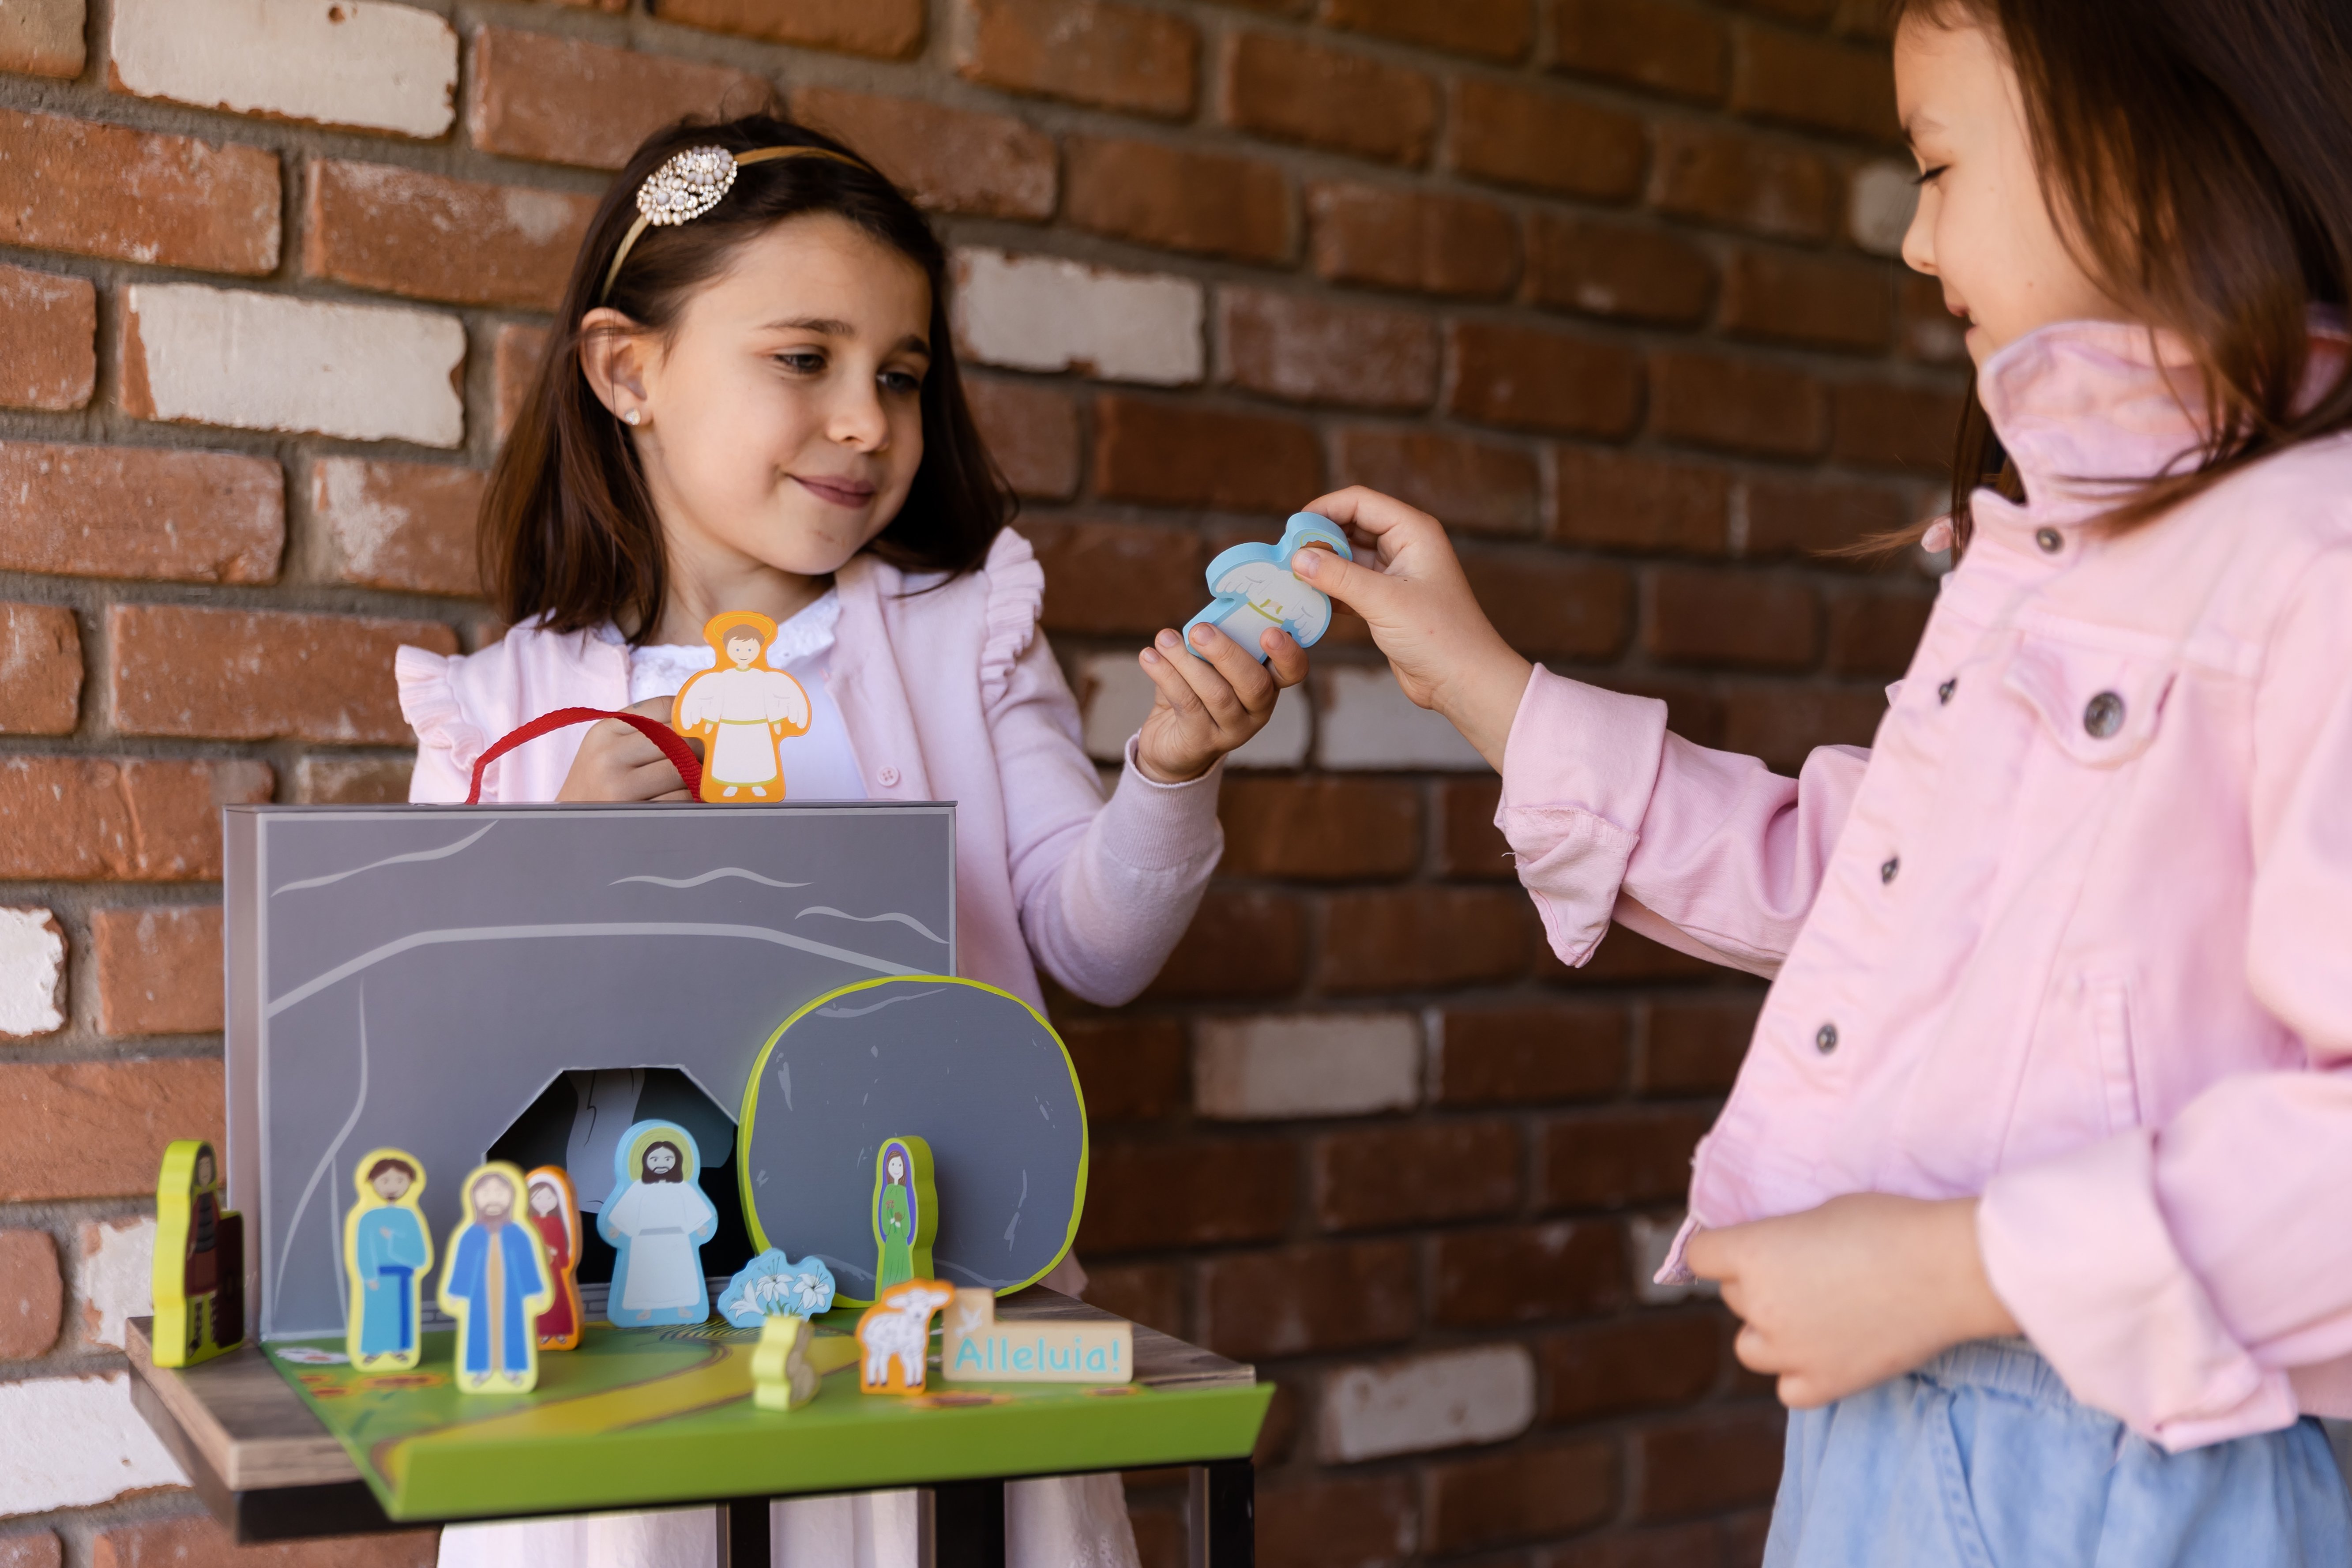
left=0, top=0, right=1961, bottom=1562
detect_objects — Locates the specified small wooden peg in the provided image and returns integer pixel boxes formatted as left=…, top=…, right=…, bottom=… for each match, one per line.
left=752, top=1314, right=820, bottom=1411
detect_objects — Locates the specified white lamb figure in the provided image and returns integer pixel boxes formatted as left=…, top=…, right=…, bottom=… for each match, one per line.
left=858, top=1282, right=954, bottom=1392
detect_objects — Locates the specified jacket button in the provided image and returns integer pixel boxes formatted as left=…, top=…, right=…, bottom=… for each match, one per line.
left=1880, top=857, right=1899, bottom=884
left=877, top=765, right=901, bottom=787
left=1815, top=1023, right=1838, bottom=1054
left=2082, top=692, right=2125, bottom=738
left=2036, top=527, right=2064, bottom=553
left=1937, top=678, right=1956, bottom=705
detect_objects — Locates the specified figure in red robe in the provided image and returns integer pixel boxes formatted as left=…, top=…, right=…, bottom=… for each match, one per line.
left=526, top=1166, right=583, bottom=1350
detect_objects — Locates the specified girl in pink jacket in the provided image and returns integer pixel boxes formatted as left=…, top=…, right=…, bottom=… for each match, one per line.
left=399, top=113, right=1300, bottom=1568
left=1294, top=1, right=2352, bottom=1561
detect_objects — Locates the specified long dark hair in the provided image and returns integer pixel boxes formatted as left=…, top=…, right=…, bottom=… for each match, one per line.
left=1891, top=0, right=2352, bottom=557
left=640, top=1140, right=686, bottom=1184
left=481, top=113, right=1014, bottom=638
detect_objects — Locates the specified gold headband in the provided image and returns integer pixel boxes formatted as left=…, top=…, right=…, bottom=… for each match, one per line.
left=597, top=145, right=869, bottom=304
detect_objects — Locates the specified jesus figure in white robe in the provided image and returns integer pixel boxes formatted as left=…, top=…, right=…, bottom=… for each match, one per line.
left=604, top=1162, right=720, bottom=1315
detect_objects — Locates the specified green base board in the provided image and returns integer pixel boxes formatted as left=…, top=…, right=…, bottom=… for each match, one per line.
left=266, top=1317, right=1270, bottom=1522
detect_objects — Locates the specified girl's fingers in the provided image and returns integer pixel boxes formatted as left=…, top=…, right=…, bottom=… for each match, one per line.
left=1187, top=624, right=1277, bottom=717
left=1301, top=485, right=1438, bottom=539
left=1261, top=631, right=1308, bottom=688
left=1138, top=638, right=1212, bottom=718
left=1165, top=629, right=1254, bottom=729
left=1289, top=541, right=1400, bottom=619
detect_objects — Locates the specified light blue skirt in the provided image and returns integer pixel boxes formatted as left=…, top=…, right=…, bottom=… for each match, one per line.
left=1766, top=1339, right=2352, bottom=1568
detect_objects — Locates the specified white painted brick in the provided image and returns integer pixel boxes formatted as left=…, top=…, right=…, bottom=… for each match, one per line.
left=1318, top=1344, right=1535, bottom=1462
left=1315, top=666, right=1487, bottom=771
left=952, top=248, right=1204, bottom=386
left=0, top=1372, right=184, bottom=1514
left=109, top=0, right=457, bottom=139
left=1195, top=1012, right=1419, bottom=1120
left=1072, top=651, right=1310, bottom=770
left=74, top=1216, right=156, bottom=1352
left=1848, top=161, right=1919, bottom=259
left=123, top=284, right=466, bottom=447
left=1631, top=1211, right=1717, bottom=1305
left=0, top=908, right=65, bottom=1038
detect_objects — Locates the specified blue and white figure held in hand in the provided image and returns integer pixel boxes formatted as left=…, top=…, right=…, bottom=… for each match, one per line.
left=1184, top=511, right=1353, bottom=664
left=597, top=1120, right=720, bottom=1327
left=718, top=1249, right=837, bottom=1328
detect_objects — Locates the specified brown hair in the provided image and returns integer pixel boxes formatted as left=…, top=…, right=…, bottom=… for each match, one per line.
left=1888, top=0, right=2352, bottom=557
left=640, top=1140, right=686, bottom=1184
left=480, top=113, right=1014, bottom=639
left=366, top=1156, right=417, bottom=1184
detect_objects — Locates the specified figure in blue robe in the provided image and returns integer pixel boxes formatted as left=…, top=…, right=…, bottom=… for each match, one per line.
left=353, top=1203, right=429, bottom=1360
left=441, top=1168, right=552, bottom=1389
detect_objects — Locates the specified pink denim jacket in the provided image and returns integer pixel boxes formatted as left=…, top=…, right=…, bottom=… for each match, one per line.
left=1497, top=318, right=2352, bottom=1450
left=396, top=527, right=1225, bottom=1013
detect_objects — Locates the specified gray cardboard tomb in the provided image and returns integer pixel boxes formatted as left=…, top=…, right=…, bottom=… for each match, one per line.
left=225, top=803, right=955, bottom=1341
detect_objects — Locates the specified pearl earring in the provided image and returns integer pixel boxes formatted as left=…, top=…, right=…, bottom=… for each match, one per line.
left=624, top=409, right=642, bottom=426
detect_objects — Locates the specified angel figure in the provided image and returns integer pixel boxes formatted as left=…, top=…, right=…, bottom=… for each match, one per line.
left=1183, top=511, right=1353, bottom=663
left=671, top=610, right=812, bottom=802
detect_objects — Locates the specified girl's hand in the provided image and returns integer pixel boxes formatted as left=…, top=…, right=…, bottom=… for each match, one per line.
left=1133, top=621, right=1308, bottom=784
left=1287, top=486, right=1532, bottom=770
left=1683, top=1194, right=2021, bottom=1409
left=555, top=697, right=703, bottom=803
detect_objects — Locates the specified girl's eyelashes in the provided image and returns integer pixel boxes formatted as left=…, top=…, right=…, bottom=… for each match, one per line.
left=879, top=368, right=923, bottom=396
left=1911, top=164, right=1950, bottom=188
left=775, top=350, right=827, bottom=375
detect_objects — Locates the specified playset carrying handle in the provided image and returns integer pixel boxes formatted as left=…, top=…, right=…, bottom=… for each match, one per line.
left=465, top=707, right=703, bottom=804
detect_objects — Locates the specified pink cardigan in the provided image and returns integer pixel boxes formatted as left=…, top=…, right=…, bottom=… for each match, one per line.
left=1498, top=318, right=2352, bottom=1450
left=397, top=528, right=1224, bottom=1013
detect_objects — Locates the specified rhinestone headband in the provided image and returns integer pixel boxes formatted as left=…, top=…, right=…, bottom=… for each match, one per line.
left=597, top=144, right=870, bottom=304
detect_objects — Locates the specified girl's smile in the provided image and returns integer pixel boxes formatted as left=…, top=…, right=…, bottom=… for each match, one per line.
left=792, top=472, right=878, bottom=509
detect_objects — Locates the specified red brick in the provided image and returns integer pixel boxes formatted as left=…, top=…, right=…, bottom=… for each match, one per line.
left=958, top=0, right=1197, bottom=120
left=655, top=0, right=922, bottom=59
left=1198, top=1241, right=1417, bottom=1359
left=1332, top=428, right=1538, bottom=537
left=0, top=758, right=271, bottom=881
left=1901, top=271, right=1968, bottom=364
left=312, top=458, right=484, bottom=598
left=1145, top=888, right=1308, bottom=999
left=107, top=605, right=458, bottom=744
left=0, top=605, right=80, bottom=736
left=1544, top=1520, right=1731, bottom=1568
left=1650, top=350, right=1827, bottom=457
left=1541, top=1312, right=1720, bottom=1422
left=794, top=87, right=1054, bottom=220
left=1540, top=1108, right=1714, bottom=1209
left=1733, top=26, right=1901, bottom=142
left=1320, top=887, right=1536, bottom=993
left=1649, top=122, right=1834, bottom=241
left=1079, top=1261, right=1184, bottom=1337
left=1451, top=79, right=1646, bottom=201
left=1435, top=1003, right=1627, bottom=1105
left=293, top=757, right=417, bottom=806
left=1830, top=379, right=1965, bottom=472
left=1027, top=519, right=1205, bottom=635
left=1219, top=777, right=1420, bottom=880
left=1459, top=550, right=1634, bottom=660
left=1825, top=588, right=1932, bottom=677
left=1432, top=1219, right=1626, bottom=1325
left=1318, top=0, right=1531, bottom=61
left=1553, top=447, right=1729, bottom=554
left=1424, top=1439, right=1617, bottom=1552
left=1645, top=567, right=1819, bottom=670
left=1314, top=1119, right=1521, bottom=1230
left=0, top=442, right=282, bottom=584
left=302, top=160, right=594, bottom=311
left=1548, top=0, right=1728, bottom=102
left=1221, top=32, right=1436, bottom=166
left=1525, top=214, right=1714, bottom=327
left=1556, top=922, right=1718, bottom=985
left=1093, top=395, right=1322, bottom=513
left=1065, top=137, right=1291, bottom=263
left=1739, top=474, right=1910, bottom=558
left=1448, top=321, right=1643, bottom=439
left=0, top=0, right=81, bottom=76
left=0, top=1060, right=223, bottom=1202
left=1720, top=683, right=1887, bottom=771
left=0, top=109, right=280, bottom=274
left=1220, top=288, right=1437, bottom=412
left=494, top=322, right=551, bottom=442
left=466, top=27, right=770, bottom=170
left=1259, top=1474, right=1418, bottom=1568
left=1723, top=248, right=1893, bottom=353
left=966, top=378, right=1080, bottom=501
left=92, top=906, right=222, bottom=1038
left=1060, top=1014, right=1188, bottom=1123
left=1307, top=181, right=1518, bottom=299
left=0, top=1229, right=60, bottom=1359
left=1643, top=995, right=1762, bottom=1095
left=90, top=1516, right=438, bottom=1568
left=1080, top=1136, right=1296, bottom=1251
left=1631, top=1406, right=1787, bottom=1520
left=0, top=264, right=94, bottom=411
left=1432, top=776, right=1509, bottom=882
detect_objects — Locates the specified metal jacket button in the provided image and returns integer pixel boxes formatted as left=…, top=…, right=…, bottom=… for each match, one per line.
left=877, top=765, right=902, bottom=787
left=2036, top=527, right=2064, bottom=553
left=1880, top=857, right=1899, bottom=884
left=2082, top=692, right=2125, bottom=738
left=1815, top=1023, right=1838, bottom=1054
left=1937, top=678, right=1956, bottom=705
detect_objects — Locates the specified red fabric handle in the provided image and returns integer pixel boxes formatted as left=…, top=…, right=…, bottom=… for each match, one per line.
left=465, top=707, right=703, bottom=804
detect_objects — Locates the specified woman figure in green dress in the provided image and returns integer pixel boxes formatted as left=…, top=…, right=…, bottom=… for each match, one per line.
left=875, top=1142, right=916, bottom=1291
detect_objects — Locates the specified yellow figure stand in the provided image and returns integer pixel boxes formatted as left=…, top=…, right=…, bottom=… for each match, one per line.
left=942, top=1288, right=1132, bottom=1384
left=671, top=610, right=811, bottom=803
left=752, top=1314, right=820, bottom=1411
left=343, top=1149, right=432, bottom=1370
left=436, top=1161, right=554, bottom=1394
left=152, top=1139, right=244, bottom=1368
left=857, top=1279, right=955, bottom=1394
